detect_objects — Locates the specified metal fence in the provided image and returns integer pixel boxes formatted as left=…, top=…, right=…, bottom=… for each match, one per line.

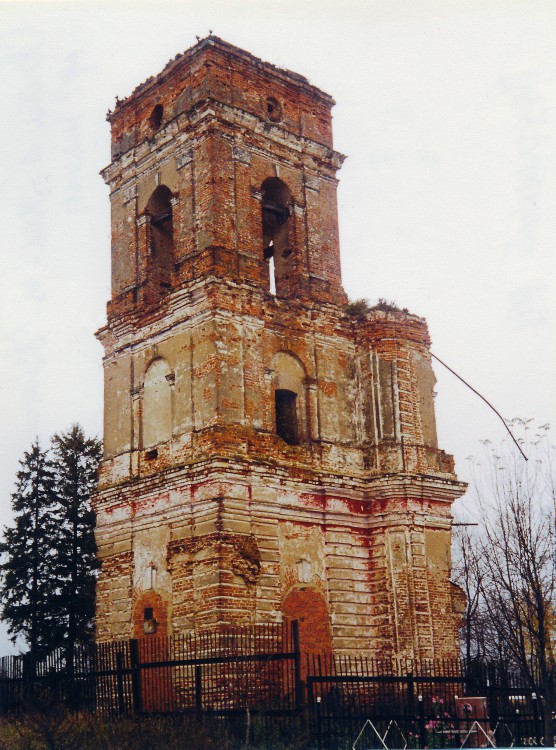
left=306, top=653, right=545, bottom=749
left=0, top=624, right=547, bottom=749
left=0, top=622, right=300, bottom=716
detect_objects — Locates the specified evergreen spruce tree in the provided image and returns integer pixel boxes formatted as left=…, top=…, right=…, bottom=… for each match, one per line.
left=0, top=441, right=58, bottom=658
left=51, top=424, right=101, bottom=659
left=0, top=426, right=101, bottom=662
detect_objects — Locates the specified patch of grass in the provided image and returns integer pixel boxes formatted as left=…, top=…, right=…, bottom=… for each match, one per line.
left=370, top=298, right=401, bottom=312
left=0, top=711, right=311, bottom=750
left=0, top=713, right=227, bottom=750
left=347, top=298, right=408, bottom=317
left=346, top=298, right=371, bottom=316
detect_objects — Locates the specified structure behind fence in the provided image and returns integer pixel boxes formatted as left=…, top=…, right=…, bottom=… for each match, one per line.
left=0, top=623, right=547, bottom=749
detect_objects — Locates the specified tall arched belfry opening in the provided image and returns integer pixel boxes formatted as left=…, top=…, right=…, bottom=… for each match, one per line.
left=94, top=36, right=466, bottom=659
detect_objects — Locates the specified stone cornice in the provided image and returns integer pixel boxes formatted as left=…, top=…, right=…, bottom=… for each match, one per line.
left=98, top=277, right=352, bottom=358
left=94, top=460, right=465, bottom=512
left=102, top=101, right=344, bottom=190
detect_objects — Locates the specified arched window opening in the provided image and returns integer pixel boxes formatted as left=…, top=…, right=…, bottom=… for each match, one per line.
left=271, top=351, right=308, bottom=445
left=261, top=177, right=293, bottom=296
left=146, top=186, right=174, bottom=301
left=275, top=389, right=298, bottom=445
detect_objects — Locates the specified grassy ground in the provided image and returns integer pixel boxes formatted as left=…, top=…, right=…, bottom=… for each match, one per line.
left=0, top=711, right=312, bottom=750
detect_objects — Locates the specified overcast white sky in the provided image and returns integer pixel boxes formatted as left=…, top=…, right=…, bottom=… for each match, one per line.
left=0, top=0, right=555, bottom=654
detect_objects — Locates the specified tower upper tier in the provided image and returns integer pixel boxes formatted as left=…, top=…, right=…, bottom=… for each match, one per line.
left=102, top=36, right=347, bottom=319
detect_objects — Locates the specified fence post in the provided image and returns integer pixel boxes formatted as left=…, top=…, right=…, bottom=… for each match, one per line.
left=418, top=694, right=426, bottom=749
left=292, top=620, right=304, bottom=710
left=22, top=651, right=37, bottom=709
left=65, top=644, right=77, bottom=712
left=407, top=671, right=415, bottom=712
left=116, top=651, right=125, bottom=715
left=316, top=696, right=322, bottom=750
left=486, top=671, right=498, bottom=739
left=531, top=692, right=542, bottom=747
left=22, top=651, right=36, bottom=682
left=129, top=639, right=142, bottom=713
left=195, top=665, right=202, bottom=717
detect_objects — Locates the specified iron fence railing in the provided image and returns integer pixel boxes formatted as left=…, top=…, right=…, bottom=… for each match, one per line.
left=0, top=623, right=548, bottom=749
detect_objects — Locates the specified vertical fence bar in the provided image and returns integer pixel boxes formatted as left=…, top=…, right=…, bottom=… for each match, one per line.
left=532, top=693, right=542, bottom=747
left=316, top=695, right=322, bottom=750
left=116, top=651, right=125, bottom=715
left=418, top=694, right=426, bottom=748
left=292, top=620, right=303, bottom=710
left=195, top=665, right=202, bottom=716
left=129, top=639, right=142, bottom=713
left=487, top=673, right=498, bottom=737
left=407, top=671, right=415, bottom=714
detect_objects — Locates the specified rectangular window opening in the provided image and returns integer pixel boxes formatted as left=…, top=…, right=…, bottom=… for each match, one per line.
left=275, top=389, right=299, bottom=445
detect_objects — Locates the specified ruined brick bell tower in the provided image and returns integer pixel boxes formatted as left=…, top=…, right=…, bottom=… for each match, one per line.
left=94, top=36, right=466, bottom=658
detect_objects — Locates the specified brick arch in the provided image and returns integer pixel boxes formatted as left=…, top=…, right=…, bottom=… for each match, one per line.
left=282, top=587, right=332, bottom=656
left=132, top=591, right=174, bottom=711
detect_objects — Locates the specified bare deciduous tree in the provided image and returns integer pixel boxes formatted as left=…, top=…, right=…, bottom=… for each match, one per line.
left=454, top=420, right=556, bottom=744
left=453, top=525, right=484, bottom=662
